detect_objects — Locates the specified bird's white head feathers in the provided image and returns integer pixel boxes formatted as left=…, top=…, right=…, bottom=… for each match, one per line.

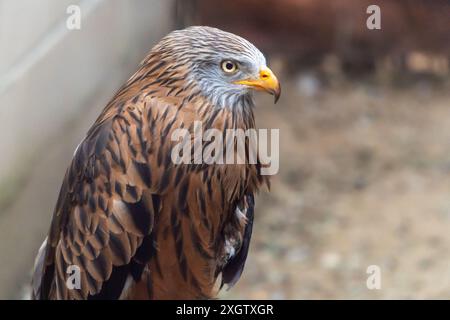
left=151, top=26, right=280, bottom=109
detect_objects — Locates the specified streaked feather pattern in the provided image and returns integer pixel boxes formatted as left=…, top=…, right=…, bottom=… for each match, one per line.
left=32, top=26, right=271, bottom=300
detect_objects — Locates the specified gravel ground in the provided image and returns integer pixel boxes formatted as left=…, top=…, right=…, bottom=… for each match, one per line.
left=223, top=76, right=450, bottom=299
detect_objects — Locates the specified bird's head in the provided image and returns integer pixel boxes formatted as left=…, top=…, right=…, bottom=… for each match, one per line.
left=152, top=26, right=281, bottom=109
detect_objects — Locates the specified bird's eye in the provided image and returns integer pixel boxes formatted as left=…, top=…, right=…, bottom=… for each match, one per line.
left=221, top=60, right=237, bottom=73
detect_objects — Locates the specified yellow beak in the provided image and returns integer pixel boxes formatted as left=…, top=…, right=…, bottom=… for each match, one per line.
left=234, top=66, right=281, bottom=103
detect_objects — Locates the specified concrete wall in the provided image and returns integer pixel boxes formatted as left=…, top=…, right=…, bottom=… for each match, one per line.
left=0, top=0, right=174, bottom=207
left=0, top=0, right=175, bottom=298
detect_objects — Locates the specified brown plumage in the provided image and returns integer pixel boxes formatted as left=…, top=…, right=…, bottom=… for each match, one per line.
left=31, top=26, right=280, bottom=300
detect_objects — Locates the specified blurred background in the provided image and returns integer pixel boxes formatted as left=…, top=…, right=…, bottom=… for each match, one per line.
left=0, top=0, right=449, bottom=299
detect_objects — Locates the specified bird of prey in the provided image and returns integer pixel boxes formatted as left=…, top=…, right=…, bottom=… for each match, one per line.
left=31, top=26, right=280, bottom=300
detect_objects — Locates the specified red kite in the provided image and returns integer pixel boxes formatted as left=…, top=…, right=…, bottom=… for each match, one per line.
left=31, top=26, right=280, bottom=299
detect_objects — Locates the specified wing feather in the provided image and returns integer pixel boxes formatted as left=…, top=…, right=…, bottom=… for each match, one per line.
left=32, top=96, right=169, bottom=299
left=221, top=195, right=255, bottom=288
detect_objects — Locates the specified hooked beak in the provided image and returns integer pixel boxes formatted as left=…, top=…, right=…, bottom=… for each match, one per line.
left=234, top=66, right=281, bottom=103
